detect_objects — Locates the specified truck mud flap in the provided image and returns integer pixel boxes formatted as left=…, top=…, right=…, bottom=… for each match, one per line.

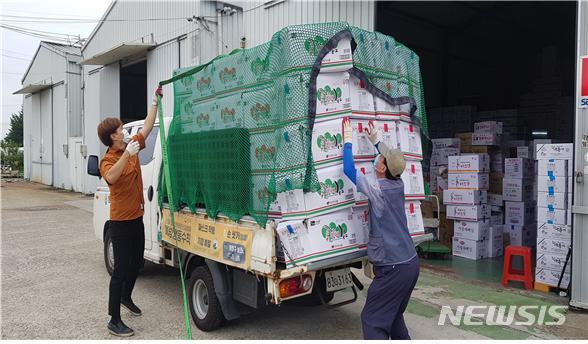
left=318, top=270, right=364, bottom=308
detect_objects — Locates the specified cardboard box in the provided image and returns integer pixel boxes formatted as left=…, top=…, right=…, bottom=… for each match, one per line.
left=311, top=119, right=344, bottom=167
left=537, top=237, right=572, bottom=255
left=420, top=200, right=435, bottom=219
left=448, top=154, right=490, bottom=173
left=453, top=237, right=487, bottom=260
left=537, top=207, right=571, bottom=225
left=319, top=37, right=353, bottom=72
left=491, top=159, right=504, bottom=173
left=431, top=138, right=460, bottom=150
left=437, top=177, right=448, bottom=192
left=446, top=204, right=490, bottom=221
left=531, top=139, right=552, bottom=159
left=491, top=213, right=503, bottom=226
left=375, top=120, right=398, bottom=150
left=455, top=132, right=473, bottom=147
left=485, top=225, right=504, bottom=258
left=474, top=121, right=503, bottom=134
left=537, top=223, right=572, bottom=240
left=505, top=224, right=536, bottom=246
left=438, top=215, right=454, bottom=247
left=537, top=159, right=573, bottom=177
left=405, top=201, right=425, bottom=236
left=348, top=75, right=376, bottom=119
left=472, top=132, right=501, bottom=146
left=354, top=161, right=377, bottom=206
left=489, top=172, right=504, bottom=194
left=431, top=147, right=460, bottom=166
left=537, top=176, right=572, bottom=193
left=315, top=72, right=352, bottom=122
left=505, top=201, right=535, bottom=226
left=443, top=190, right=487, bottom=205
left=504, top=158, right=534, bottom=179
left=251, top=174, right=282, bottom=217
left=517, top=146, right=530, bottom=159
left=397, top=121, right=423, bottom=160
left=448, top=173, right=489, bottom=190
left=502, top=178, right=534, bottom=202
left=536, top=253, right=571, bottom=273
left=537, top=192, right=572, bottom=210
left=374, top=96, right=411, bottom=121
left=350, top=119, right=376, bottom=160
left=535, top=269, right=570, bottom=288
left=453, top=219, right=490, bottom=241
left=488, top=193, right=503, bottom=207
left=536, top=143, right=574, bottom=160
left=275, top=208, right=367, bottom=267
left=402, top=160, right=425, bottom=199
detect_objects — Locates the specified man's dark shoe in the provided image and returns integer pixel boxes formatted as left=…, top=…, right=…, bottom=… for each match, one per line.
left=107, top=320, right=134, bottom=337
left=121, top=299, right=142, bottom=316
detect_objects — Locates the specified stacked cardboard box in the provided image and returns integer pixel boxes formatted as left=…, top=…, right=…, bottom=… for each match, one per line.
left=445, top=154, right=491, bottom=260
left=503, top=158, right=536, bottom=248
left=535, top=144, right=573, bottom=288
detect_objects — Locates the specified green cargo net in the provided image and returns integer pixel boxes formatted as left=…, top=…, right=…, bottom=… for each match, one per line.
left=159, top=22, right=428, bottom=227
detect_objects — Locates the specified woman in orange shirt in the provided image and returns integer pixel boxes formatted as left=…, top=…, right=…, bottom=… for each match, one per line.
left=96, top=86, right=162, bottom=337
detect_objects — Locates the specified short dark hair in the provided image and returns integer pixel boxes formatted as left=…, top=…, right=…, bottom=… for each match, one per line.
left=97, top=117, right=123, bottom=147
left=382, top=157, right=400, bottom=180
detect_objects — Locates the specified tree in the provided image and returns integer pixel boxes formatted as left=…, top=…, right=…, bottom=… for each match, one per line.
left=4, top=109, right=23, bottom=146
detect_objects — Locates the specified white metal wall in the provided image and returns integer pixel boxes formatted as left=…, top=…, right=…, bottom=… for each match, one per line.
left=51, top=83, right=71, bottom=190
left=22, top=45, right=66, bottom=86
left=571, top=0, right=588, bottom=310
left=82, top=67, right=102, bottom=194
left=67, top=61, right=83, bottom=138
left=39, top=88, right=53, bottom=185
left=23, top=94, right=32, bottom=180
left=147, top=42, right=178, bottom=121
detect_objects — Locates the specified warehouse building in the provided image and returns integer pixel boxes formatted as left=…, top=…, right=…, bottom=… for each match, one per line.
left=18, top=0, right=587, bottom=310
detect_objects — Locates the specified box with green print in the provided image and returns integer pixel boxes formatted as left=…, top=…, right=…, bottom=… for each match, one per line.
left=275, top=207, right=367, bottom=268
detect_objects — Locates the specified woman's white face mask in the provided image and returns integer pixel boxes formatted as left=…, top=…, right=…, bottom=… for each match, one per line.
left=123, top=129, right=132, bottom=144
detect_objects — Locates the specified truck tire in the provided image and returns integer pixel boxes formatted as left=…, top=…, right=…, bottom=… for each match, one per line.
left=188, top=266, right=224, bottom=331
left=104, top=229, right=114, bottom=276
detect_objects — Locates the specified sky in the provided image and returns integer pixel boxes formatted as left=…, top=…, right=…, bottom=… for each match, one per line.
left=0, top=0, right=113, bottom=141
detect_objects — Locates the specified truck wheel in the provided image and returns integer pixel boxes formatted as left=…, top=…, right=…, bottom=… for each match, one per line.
left=188, top=266, right=224, bottom=331
left=104, top=229, right=114, bottom=276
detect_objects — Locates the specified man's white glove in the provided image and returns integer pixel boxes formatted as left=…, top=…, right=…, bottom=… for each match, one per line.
left=342, top=117, right=353, bottom=144
left=366, top=120, right=379, bottom=146
left=125, top=140, right=140, bottom=156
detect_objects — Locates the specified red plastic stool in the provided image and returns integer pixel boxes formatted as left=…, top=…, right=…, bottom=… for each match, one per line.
left=502, top=245, right=533, bottom=290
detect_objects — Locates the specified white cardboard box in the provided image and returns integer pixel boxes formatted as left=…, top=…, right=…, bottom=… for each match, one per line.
left=443, top=190, right=487, bottom=205
left=397, top=121, right=423, bottom=160
left=431, top=147, right=460, bottom=166
left=275, top=208, right=367, bottom=267
left=319, top=37, right=353, bottom=72
left=537, top=192, right=572, bottom=210
left=401, top=160, right=425, bottom=199
left=531, top=139, right=552, bottom=159
left=315, top=72, right=352, bottom=122
left=474, top=121, right=503, bottom=134
left=437, top=177, right=448, bottom=192
left=535, top=269, right=570, bottom=288
left=537, top=176, right=572, bottom=193
left=453, top=219, right=490, bottom=241
left=536, top=237, right=571, bottom=255
left=453, top=237, right=487, bottom=260
left=505, top=201, right=535, bottom=226
left=348, top=75, right=376, bottom=119
left=405, top=201, right=425, bottom=236
left=374, top=96, right=411, bottom=121
left=536, top=253, right=571, bottom=273
left=537, top=223, right=572, bottom=240
left=311, top=119, right=344, bottom=167
left=491, top=213, right=503, bottom=226
left=505, top=224, right=536, bottom=246
left=432, top=138, right=460, bottom=150
left=448, top=154, right=490, bottom=173
left=486, top=225, right=504, bottom=258
left=488, top=193, right=503, bottom=207
left=354, top=161, right=377, bottom=206
left=446, top=204, right=490, bottom=221
left=375, top=120, right=398, bottom=150
left=472, top=132, right=501, bottom=146
left=502, top=178, right=534, bottom=202
left=504, top=158, right=534, bottom=179
left=537, top=159, right=573, bottom=177
left=536, top=143, right=574, bottom=160
left=350, top=118, right=377, bottom=160
left=517, top=146, right=530, bottom=159
left=537, top=207, right=571, bottom=225
left=448, top=173, right=489, bottom=190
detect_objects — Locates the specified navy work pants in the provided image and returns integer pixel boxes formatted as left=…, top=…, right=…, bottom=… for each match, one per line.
left=361, top=255, right=420, bottom=340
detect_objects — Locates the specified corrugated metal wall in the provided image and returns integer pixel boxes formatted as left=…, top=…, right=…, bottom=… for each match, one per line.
left=67, top=61, right=83, bottom=137
left=82, top=66, right=102, bottom=194
left=572, top=0, right=588, bottom=310
left=242, top=0, right=374, bottom=48
left=147, top=42, right=178, bottom=121
left=23, top=95, right=32, bottom=180
left=22, top=46, right=66, bottom=86
left=39, top=88, right=52, bottom=185
left=51, top=83, right=71, bottom=190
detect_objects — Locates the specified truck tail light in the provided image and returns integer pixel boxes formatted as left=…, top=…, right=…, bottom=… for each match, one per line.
left=279, top=274, right=312, bottom=299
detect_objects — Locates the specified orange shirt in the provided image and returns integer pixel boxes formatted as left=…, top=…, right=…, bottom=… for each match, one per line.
left=99, top=133, right=146, bottom=221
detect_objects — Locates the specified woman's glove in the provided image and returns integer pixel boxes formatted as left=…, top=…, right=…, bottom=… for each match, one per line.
left=125, top=140, right=140, bottom=156
left=343, top=117, right=353, bottom=144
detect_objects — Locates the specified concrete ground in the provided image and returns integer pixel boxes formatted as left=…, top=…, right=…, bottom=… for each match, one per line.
left=2, top=180, right=587, bottom=340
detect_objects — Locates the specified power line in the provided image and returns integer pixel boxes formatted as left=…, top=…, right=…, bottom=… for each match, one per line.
left=0, top=53, right=31, bottom=61
left=0, top=49, right=33, bottom=58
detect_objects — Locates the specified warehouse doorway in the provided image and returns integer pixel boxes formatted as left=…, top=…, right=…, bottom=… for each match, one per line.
left=375, top=1, right=577, bottom=289
left=120, top=59, right=147, bottom=124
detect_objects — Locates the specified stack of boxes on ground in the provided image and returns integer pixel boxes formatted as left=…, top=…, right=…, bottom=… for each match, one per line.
left=274, top=37, right=425, bottom=268
left=535, top=144, right=573, bottom=288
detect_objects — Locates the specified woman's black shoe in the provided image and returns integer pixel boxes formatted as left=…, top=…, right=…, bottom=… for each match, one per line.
left=107, top=320, right=134, bottom=337
left=121, top=298, right=142, bottom=316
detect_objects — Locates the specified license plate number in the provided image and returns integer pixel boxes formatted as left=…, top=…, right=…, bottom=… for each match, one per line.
left=325, top=268, right=353, bottom=292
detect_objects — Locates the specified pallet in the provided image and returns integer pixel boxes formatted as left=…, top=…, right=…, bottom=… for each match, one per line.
left=534, top=281, right=559, bottom=293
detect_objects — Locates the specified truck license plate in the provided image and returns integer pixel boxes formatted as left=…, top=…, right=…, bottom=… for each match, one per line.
left=325, top=268, right=353, bottom=292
